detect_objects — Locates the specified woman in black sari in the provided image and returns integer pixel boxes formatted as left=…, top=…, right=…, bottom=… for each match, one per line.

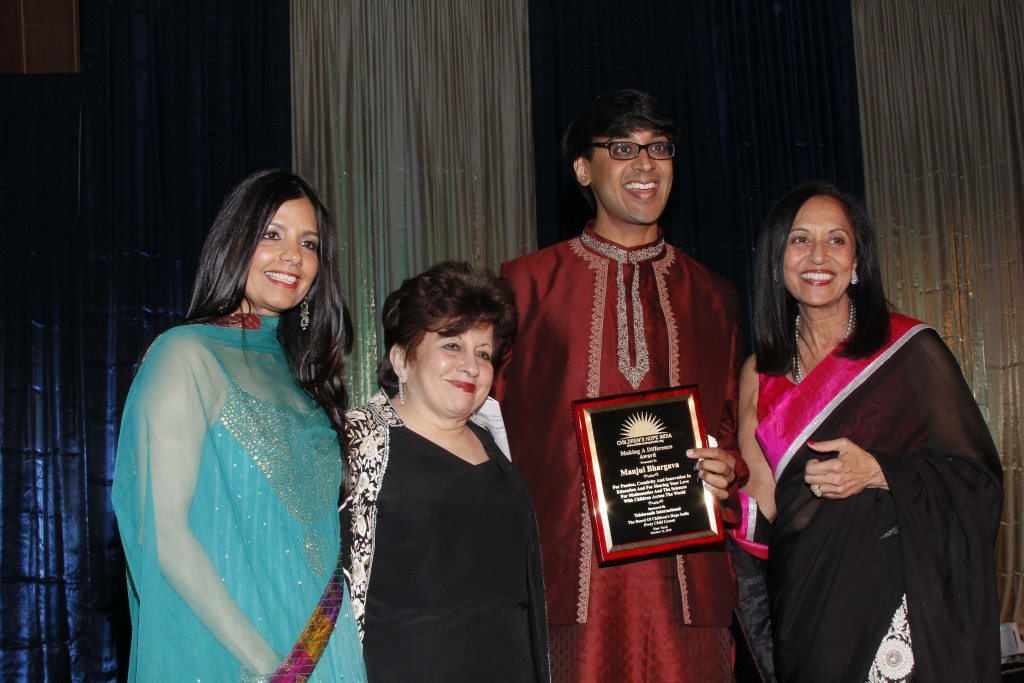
left=734, top=183, right=1002, bottom=682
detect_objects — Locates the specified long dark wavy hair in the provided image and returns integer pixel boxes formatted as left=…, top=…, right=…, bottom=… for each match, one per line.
left=376, top=261, right=518, bottom=397
left=185, top=169, right=354, bottom=435
left=753, top=181, right=890, bottom=375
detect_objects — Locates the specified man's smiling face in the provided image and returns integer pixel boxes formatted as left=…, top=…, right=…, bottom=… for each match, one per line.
left=573, top=129, right=673, bottom=237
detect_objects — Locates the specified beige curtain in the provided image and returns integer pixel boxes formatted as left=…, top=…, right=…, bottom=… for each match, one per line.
left=291, top=1, right=536, bottom=403
left=852, top=0, right=1024, bottom=622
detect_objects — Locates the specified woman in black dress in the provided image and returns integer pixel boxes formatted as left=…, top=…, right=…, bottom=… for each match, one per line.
left=343, top=261, right=549, bottom=682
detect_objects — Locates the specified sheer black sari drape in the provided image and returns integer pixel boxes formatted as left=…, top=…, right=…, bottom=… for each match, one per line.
left=769, top=329, right=1002, bottom=682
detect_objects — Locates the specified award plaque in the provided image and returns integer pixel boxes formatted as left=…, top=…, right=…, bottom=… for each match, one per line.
left=572, top=385, right=723, bottom=565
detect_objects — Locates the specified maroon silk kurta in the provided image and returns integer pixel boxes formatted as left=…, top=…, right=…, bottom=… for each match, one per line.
left=496, top=227, right=742, bottom=681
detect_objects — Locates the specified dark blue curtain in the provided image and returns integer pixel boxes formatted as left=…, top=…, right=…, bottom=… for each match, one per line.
left=0, top=1, right=290, bottom=680
left=528, top=0, right=865, bottom=345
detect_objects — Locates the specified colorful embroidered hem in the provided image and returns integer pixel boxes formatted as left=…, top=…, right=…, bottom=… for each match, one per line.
left=270, top=554, right=347, bottom=682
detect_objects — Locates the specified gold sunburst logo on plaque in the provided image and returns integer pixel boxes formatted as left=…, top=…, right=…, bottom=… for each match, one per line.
left=620, top=412, right=666, bottom=440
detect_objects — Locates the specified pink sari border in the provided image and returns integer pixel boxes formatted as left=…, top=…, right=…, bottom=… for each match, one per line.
left=757, top=314, right=927, bottom=481
left=738, top=314, right=928, bottom=555
left=733, top=491, right=768, bottom=559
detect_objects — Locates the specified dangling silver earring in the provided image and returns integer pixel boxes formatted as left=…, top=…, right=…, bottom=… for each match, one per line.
left=850, top=269, right=859, bottom=286
left=772, top=268, right=779, bottom=283
left=300, top=299, right=310, bottom=330
left=398, top=379, right=406, bottom=406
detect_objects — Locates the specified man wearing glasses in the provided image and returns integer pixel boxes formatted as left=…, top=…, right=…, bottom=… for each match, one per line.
left=495, top=90, right=744, bottom=681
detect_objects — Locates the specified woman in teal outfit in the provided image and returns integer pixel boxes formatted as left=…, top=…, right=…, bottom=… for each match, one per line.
left=113, top=170, right=366, bottom=681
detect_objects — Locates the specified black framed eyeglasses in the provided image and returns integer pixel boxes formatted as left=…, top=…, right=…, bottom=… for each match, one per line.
left=586, top=140, right=676, bottom=160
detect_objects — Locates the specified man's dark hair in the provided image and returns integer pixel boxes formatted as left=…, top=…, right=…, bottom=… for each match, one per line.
left=561, top=89, right=678, bottom=206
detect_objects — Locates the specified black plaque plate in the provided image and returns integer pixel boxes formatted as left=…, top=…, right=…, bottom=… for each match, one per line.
left=572, top=385, right=723, bottom=564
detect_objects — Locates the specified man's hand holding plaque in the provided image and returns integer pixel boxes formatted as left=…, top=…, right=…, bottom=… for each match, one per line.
left=687, top=439, right=737, bottom=500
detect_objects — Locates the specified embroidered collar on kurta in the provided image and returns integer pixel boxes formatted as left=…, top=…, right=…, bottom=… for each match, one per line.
left=578, top=225, right=666, bottom=389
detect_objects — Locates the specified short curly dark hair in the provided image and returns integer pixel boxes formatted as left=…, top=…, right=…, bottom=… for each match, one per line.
left=376, top=261, right=518, bottom=396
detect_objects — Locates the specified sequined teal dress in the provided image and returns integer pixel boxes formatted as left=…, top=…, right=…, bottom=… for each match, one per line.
left=112, top=317, right=366, bottom=682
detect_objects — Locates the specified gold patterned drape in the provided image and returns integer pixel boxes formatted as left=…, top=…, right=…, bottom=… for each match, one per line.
left=290, top=1, right=536, bottom=403
left=852, top=0, right=1024, bottom=622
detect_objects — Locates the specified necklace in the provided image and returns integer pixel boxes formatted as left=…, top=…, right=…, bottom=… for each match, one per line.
left=792, top=301, right=856, bottom=383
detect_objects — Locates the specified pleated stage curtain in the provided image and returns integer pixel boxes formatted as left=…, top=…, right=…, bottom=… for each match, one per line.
left=852, top=0, right=1024, bottom=621
left=0, top=1, right=291, bottom=679
left=291, top=0, right=536, bottom=403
